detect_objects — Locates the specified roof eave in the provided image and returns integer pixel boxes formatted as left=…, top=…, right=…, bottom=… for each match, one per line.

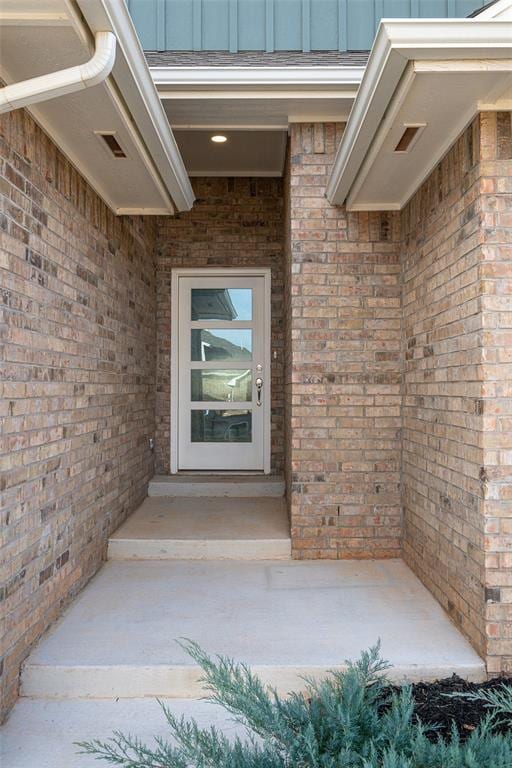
left=326, top=18, right=512, bottom=207
left=75, top=0, right=195, bottom=212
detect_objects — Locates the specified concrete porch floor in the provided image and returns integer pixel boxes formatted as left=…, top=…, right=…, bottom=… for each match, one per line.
left=3, top=558, right=485, bottom=767
left=21, top=558, right=484, bottom=698
left=2, top=486, right=486, bottom=767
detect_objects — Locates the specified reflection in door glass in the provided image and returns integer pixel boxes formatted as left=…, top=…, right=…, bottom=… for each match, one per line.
left=191, top=329, right=252, bottom=361
left=191, top=410, right=252, bottom=442
left=191, top=288, right=252, bottom=321
left=191, top=370, right=252, bottom=402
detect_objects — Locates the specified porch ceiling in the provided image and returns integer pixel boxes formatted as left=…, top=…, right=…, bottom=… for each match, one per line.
left=152, top=59, right=363, bottom=176
left=172, top=128, right=287, bottom=177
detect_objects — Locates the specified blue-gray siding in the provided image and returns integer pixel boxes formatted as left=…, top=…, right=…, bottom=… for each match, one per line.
left=128, top=0, right=488, bottom=52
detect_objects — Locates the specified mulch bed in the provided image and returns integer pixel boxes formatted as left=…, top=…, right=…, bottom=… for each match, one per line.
left=385, top=676, right=512, bottom=742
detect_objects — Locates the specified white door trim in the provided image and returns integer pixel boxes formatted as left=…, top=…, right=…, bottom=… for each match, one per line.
left=170, top=267, right=272, bottom=474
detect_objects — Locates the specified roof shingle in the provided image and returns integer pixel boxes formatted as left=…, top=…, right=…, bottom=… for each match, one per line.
left=145, top=50, right=370, bottom=67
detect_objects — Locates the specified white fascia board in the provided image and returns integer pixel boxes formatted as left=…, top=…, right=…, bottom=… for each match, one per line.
left=326, top=18, right=512, bottom=206
left=325, top=23, right=408, bottom=206
left=160, top=89, right=357, bottom=100
left=344, top=62, right=416, bottom=211
left=75, top=0, right=194, bottom=212
left=151, top=66, right=365, bottom=89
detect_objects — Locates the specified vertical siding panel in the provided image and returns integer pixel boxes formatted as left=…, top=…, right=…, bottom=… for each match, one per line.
left=338, top=0, right=347, bottom=51
left=311, top=0, right=338, bottom=50
left=202, top=0, right=230, bottom=49
left=166, top=0, right=194, bottom=50
left=419, top=0, right=448, bottom=16
left=302, top=0, right=311, bottom=52
left=374, top=0, right=383, bottom=32
left=239, top=0, right=266, bottom=50
left=456, top=0, right=485, bottom=13
left=347, top=0, right=375, bottom=50
left=157, top=0, right=166, bottom=50
left=229, top=0, right=238, bottom=51
left=274, top=0, right=302, bottom=50
left=129, top=0, right=158, bottom=49
left=128, top=0, right=484, bottom=52
left=384, top=0, right=412, bottom=16
left=265, top=0, right=275, bottom=51
left=193, top=0, right=202, bottom=50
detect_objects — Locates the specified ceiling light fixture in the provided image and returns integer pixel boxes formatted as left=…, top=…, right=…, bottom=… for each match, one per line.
left=211, top=135, right=227, bottom=143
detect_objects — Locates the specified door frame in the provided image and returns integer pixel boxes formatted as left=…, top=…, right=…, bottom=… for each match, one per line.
left=170, top=267, right=272, bottom=474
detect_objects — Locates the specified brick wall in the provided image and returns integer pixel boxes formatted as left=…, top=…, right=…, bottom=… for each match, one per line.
left=479, top=112, right=512, bottom=675
left=401, top=116, right=487, bottom=657
left=286, top=123, right=402, bottom=559
left=0, top=109, right=157, bottom=718
left=155, top=177, right=285, bottom=475
left=401, top=111, right=512, bottom=672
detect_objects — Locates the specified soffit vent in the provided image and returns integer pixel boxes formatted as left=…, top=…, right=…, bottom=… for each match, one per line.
left=96, top=131, right=127, bottom=158
left=394, top=124, right=426, bottom=153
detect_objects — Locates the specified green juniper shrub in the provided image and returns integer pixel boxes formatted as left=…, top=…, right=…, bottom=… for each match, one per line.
left=77, top=640, right=512, bottom=767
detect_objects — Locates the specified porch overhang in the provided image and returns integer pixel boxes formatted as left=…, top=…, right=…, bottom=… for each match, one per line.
left=326, top=17, right=512, bottom=211
left=149, top=54, right=366, bottom=177
left=0, top=0, right=194, bottom=214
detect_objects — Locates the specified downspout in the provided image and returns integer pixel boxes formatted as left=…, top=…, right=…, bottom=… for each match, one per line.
left=0, top=31, right=116, bottom=114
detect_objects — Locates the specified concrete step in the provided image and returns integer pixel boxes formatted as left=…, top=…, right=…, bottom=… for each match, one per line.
left=1, top=697, right=244, bottom=768
left=148, top=474, right=285, bottom=498
left=20, top=560, right=485, bottom=700
left=108, top=496, right=291, bottom=560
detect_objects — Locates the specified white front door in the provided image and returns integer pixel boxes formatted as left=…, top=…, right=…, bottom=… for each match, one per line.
left=172, top=270, right=271, bottom=472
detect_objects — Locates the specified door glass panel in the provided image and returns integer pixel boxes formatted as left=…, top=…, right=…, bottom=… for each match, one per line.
left=191, top=410, right=252, bottom=442
left=191, top=288, right=252, bottom=321
left=191, top=369, right=252, bottom=402
left=191, top=329, right=252, bottom=361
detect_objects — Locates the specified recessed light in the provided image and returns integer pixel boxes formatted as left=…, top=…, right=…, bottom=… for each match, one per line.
left=211, top=135, right=227, bottom=143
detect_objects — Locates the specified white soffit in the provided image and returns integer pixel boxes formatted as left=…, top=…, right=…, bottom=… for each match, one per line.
left=326, top=19, right=512, bottom=210
left=162, top=97, right=354, bottom=130
left=0, top=0, right=194, bottom=214
left=153, top=66, right=363, bottom=128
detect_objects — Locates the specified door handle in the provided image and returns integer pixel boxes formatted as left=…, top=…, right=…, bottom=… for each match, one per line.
left=255, top=377, right=263, bottom=407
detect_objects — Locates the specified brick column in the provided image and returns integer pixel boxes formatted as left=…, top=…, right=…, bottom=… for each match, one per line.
left=401, top=111, right=512, bottom=675
left=479, top=112, right=512, bottom=675
left=285, top=123, right=402, bottom=559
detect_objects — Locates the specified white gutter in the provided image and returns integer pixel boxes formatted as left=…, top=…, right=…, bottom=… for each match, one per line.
left=326, top=19, right=512, bottom=206
left=76, top=0, right=195, bottom=212
left=151, top=66, right=365, bottom=88
left=0, top=30, right=115, bottom=115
